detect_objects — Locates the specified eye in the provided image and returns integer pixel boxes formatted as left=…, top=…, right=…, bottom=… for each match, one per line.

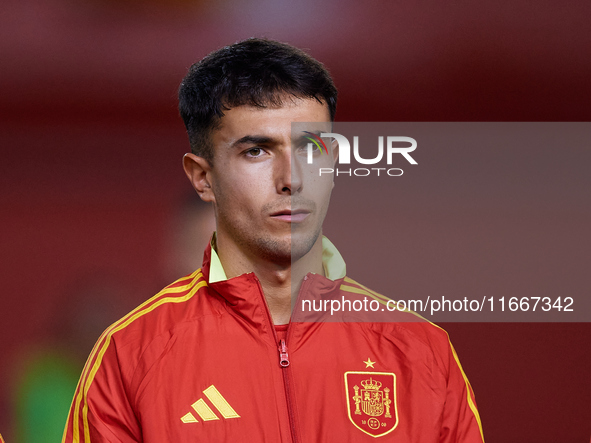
left=245, top=147, right=266, bottom=158
left=298, top=134, right=326, bottom=157
left=297, top=141, right=321, bottom=157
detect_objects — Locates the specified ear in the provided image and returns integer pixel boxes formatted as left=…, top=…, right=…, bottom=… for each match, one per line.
left=183, top=153, right=215, bottom=203
left=330, top=138, right=339, bottom=189
left=330, top=138, right=339, bottom=166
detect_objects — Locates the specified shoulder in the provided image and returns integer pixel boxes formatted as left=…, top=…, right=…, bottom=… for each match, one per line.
left=338, top=276, right=454, bottom=362
left=65, top=272, right=215, bottom=441
left=337, top=277, right=484, bottom=441
left=88, top=270, right=219, bottom=374
left=72, top=269, right=224, bottom=410
left=113, top=270, right=208, bottom=331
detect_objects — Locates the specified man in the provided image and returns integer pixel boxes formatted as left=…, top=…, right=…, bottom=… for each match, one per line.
left=63, top=38, right=484, bottom=442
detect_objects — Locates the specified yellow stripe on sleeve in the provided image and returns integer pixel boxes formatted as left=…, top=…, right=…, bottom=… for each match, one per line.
left=81, top=278, right=208, bottom=442
left=343, top=277, right=392, bottom=302
left=67, top=269, right=204, bottom=443
left=447, top=339, right=485, bottom=441
left=340, top=284, right=393, bottom=308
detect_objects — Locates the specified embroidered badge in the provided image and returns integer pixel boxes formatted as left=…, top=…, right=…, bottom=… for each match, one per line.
left=344, top=372, right=398, bottom=437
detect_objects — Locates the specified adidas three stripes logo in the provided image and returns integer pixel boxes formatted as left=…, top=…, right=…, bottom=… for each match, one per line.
left=181, top=385, right=240, bottom=423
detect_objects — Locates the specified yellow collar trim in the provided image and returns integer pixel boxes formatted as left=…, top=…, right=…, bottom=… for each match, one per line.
left=208, top=234, right=346, bottom=283
left=321, top=236, right=347, bottom=280
left=208, top=234, right=228, bottom=283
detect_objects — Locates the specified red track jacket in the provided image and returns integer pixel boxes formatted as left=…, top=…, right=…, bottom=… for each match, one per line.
left=63, top=238, right=484, bottom=442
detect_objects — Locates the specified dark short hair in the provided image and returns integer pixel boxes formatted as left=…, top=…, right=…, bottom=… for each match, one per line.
left=178, top=38, right=338, bottom=163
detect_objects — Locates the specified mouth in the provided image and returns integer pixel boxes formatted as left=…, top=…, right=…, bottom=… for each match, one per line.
left=270, top=208, right=311, bottom=223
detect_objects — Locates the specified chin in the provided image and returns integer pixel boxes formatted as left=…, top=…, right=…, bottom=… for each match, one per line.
left=253, top=229, right=319, bottom=264
left=252, top=236, right=292, bottom=264
left=289, top=240, right=314, bottom=262
left=290, top=227, right=322, bottom=262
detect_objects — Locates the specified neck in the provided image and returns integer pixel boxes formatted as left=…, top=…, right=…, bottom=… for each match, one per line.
left=215, top=233, right=325, bottom=325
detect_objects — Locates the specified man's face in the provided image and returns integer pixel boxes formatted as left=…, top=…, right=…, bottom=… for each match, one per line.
left=207, top=97, right=334, bottom=265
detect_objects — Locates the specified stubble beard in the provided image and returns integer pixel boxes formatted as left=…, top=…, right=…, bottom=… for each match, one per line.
left=257, top=222, right=323, bottom=265
left=216, top=202, right=324, bottom=268
left=219, top=213, right=323, bottom=267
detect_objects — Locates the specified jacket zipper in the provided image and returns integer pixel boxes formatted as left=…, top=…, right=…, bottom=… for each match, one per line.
left=278, top=339, right=298, bottom=442
left=254, top=274, right=311, bottom=443
left=279, top=339, right=289, bottom=367
left=279, top=274, right=311, bottom=443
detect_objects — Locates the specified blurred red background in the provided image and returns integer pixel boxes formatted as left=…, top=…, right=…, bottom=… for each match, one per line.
left=1, top=0, right=590, bottom=441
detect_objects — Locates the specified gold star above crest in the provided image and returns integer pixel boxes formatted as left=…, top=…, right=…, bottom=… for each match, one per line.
left=364, top=358, right=376, bottom=368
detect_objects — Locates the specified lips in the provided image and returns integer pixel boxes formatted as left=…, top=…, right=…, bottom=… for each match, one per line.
left=270, top=208, right=311, bottom=223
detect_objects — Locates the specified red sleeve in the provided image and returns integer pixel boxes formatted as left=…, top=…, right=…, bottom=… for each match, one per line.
left=62, top=334, right=142, bottom=443
left=439, top=339, right=485, bottom=443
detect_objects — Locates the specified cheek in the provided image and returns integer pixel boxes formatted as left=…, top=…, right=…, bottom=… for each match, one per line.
left=215, top=176, right=264, bottom=217
left=306, top=173, right=333, bottom=198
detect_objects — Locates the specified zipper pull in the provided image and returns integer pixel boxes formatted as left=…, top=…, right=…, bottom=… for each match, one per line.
left=278, top=339, right=290, bottom=367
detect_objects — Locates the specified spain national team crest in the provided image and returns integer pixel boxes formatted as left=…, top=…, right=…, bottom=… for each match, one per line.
left=344, top=372, right=398, bottom=438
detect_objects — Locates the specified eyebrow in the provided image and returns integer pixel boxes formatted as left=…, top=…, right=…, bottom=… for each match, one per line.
left=294, top=130, right=325, bottom=147
left=230, top=131, right=328, bottom=149
left=301, top=130, right=324, bottom=137
left=231, top=135, right=275, bottom=148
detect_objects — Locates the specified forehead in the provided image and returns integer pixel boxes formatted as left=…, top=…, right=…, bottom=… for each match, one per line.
left=211, top=98, right=331, bottom=146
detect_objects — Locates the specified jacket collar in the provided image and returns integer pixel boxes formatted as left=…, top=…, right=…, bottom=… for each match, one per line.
left=201, top=234, right=347, bottom=306
left=200, top=235, right=347, bottom=344
left=204, top=234, right=346, bottom=284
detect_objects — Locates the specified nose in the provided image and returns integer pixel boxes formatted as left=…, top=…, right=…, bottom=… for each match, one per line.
left=276, top=148, right=303, bottom=195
